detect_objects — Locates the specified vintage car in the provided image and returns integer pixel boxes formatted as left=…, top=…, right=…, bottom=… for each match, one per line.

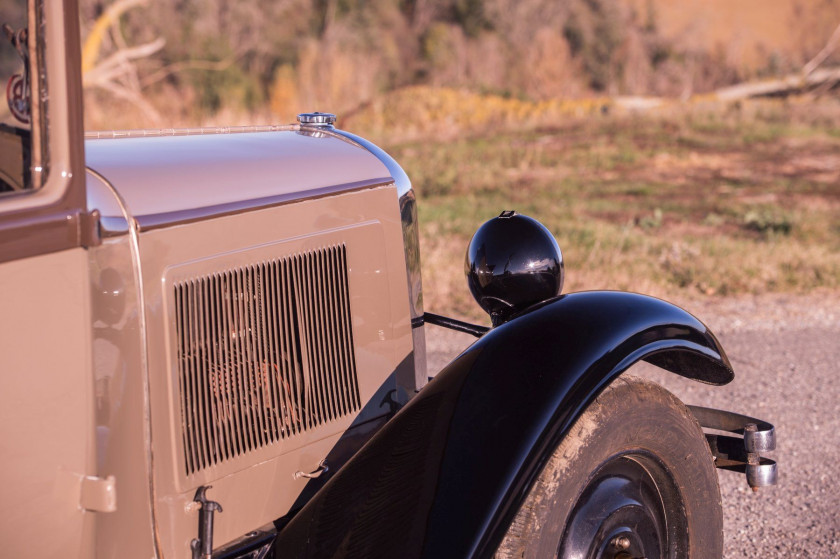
left=0, top=1, right=776, bottom=558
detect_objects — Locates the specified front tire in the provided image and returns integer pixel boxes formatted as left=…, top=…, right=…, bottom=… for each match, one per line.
left=496, top=376, right=722, bottom=559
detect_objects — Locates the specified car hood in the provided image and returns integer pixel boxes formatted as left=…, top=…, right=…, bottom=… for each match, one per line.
left=85, top=127, right=392, bottom=233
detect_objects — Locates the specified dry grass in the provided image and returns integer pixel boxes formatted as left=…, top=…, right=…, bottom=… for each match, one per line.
left=344, top=86, right=612, bottom=144
left=378, top=96, right=840, bottom=320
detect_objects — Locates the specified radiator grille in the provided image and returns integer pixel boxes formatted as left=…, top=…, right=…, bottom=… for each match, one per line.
left=173, top=245, right=360, bottom=476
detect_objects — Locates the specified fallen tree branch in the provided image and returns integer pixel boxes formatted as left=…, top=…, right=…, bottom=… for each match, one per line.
left=712, top=67, right=840, bottom=101
left=804, top=22, right=840, bottom=76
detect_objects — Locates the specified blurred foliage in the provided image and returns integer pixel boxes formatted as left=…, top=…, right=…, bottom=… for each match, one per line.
left=79, top=0, right=840, bottom=128
left=742, top=209, right=794, bottom=237
left=343, top=85, right=611, bottom=143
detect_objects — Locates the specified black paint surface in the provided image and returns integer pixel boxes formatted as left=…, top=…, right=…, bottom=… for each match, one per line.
left=273, top=291, right=733, bottom=559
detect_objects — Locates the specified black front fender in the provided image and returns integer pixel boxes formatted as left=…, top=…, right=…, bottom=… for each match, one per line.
left=274, top=291, right=733, bottom=559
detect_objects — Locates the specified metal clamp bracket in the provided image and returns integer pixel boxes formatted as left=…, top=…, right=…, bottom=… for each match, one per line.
left=190, top=486, right=223, bottom=559
left=687, top=405, right=778, bottom=491
left=417, top=312, right=489, bottom=338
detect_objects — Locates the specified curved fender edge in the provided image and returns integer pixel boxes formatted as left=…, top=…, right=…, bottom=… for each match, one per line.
left=272, top=292, right=733, bottom=559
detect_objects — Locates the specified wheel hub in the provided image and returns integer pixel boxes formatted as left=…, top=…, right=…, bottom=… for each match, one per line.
left=558, top=454, right=687, bottom=559
left=603, top=532, right=646, bottom=559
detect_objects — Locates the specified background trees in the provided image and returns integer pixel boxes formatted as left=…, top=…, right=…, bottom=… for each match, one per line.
left=78, top=0, right=840, bottom=128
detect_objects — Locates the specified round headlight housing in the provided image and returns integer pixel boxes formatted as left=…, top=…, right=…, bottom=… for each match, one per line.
left=465, top=211, right=564, bottom=326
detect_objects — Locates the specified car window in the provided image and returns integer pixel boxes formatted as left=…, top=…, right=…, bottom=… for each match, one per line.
left=0, top=0, right=36, bottom=194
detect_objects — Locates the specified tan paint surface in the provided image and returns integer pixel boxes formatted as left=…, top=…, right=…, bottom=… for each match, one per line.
left=85, top=172, right=158, bottom=557
left=137, top=185, right=412, bottom=556
left=0, top=248, right=95, bottom=557
left=84, top=131, right=390, bottom=224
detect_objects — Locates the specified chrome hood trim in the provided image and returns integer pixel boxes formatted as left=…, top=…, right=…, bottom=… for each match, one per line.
left=85, top=124, right=298, bottom=139
left=329, top=128, right=427, bottom=390
left=85, top=129, right=391, bottom=232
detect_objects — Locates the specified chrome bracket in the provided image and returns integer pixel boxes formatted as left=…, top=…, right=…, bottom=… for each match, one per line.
left=687, top=405, right=778, bottom=491
left=190, top=486, right=223, bottom=559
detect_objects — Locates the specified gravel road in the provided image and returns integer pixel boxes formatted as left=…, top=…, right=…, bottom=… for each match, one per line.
left=424, top=292, right=840, bottom=557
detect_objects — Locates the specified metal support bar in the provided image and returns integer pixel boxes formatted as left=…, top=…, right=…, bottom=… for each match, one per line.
left=688, top=405, right=775, bottom=452
left=687, top=405, right=778, bottom=492
left=417, top=312, right=490, bottom=338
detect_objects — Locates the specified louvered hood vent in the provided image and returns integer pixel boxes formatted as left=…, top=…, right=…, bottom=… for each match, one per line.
left=173, top=245, right=360, bottom=476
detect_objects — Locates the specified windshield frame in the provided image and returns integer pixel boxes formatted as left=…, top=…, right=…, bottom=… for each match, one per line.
left=0, top=0, right=89, bottom=263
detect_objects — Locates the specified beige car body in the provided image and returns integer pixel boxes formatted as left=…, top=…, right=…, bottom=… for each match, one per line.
left=0, top=2, right=424, bottom=557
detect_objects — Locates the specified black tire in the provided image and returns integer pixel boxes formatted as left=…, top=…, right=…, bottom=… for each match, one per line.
left=496, top=375, right=722, bottom=559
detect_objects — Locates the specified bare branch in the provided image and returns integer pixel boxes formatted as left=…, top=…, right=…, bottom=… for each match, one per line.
left=94, top=80, right=163, bottom=124
left=804, top=22, right=840, bottom=76
left=83, top=38, right=165, bottom=87
left=140, top=57, right=238, bottom=89
left=81, top=0, right=148, bottom=73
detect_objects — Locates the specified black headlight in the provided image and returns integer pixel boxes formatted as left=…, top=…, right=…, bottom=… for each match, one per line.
left=465, top=211, right=564, bottom=326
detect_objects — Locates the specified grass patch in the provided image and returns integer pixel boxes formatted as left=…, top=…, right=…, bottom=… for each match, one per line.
left=383, top=102, right=840, bottom=319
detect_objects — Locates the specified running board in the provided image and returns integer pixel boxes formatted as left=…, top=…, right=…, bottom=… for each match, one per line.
left=687, top=405, right=778, bottom=492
